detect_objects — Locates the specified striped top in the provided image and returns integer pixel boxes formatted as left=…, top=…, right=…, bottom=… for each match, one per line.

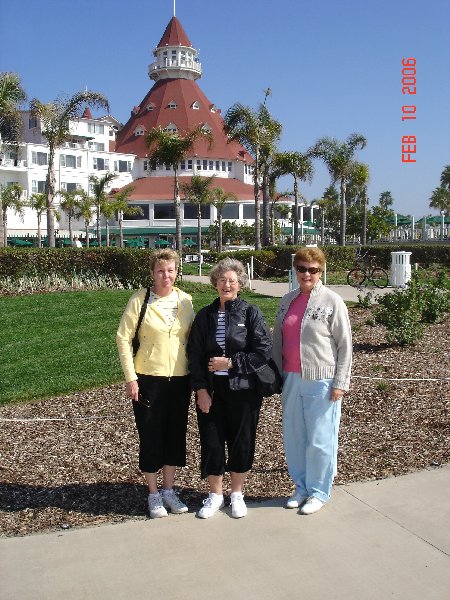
left=214, top=310, right=228, bottom=375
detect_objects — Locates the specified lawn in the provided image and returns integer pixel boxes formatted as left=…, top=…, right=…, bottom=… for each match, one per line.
left=0, top=284, right=280, bottom=405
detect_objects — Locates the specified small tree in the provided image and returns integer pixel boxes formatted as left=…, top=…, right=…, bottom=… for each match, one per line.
left=209, top=187, right=238, bottom=252
left=29, top=192, right=47, bottom=247
left=181, top=175, right=215, bottom=262
left=1, top=183, right=26, bottom=243
left=75, top=192, right=94, bottom=247
left=110, top=186, right=140, bottom=248
left=89, top=172, right=117, bottom=246
left=59, top=189, right=82, bottom=243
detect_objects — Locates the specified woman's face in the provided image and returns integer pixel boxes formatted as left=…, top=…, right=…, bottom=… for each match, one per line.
left=152, top=260, right=177, bottom=295
left=295, top=260, right=322, bottom=294
left=215, top=269, right=240, bottom=306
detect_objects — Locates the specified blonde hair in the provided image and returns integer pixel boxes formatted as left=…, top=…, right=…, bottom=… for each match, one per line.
left=149, top=249, right=180, bottom=272
left=294, top=247, right=326, bottom=271
left=209, top=257, right=248, bottom=288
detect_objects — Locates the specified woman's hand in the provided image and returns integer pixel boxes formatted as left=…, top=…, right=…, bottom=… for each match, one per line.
left=196, top=388, right=212, bottom=413
left=126, top=380, right=139, bottom=402
left=208, top=356, right=229, bottom=372
left=331, top=388, right=344, bottom=402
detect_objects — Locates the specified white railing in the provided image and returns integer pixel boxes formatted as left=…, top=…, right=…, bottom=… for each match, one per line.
left=0, top=159, right=27, bottom=168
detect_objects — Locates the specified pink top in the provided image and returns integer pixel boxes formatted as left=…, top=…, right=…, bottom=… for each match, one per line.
left=281, top=293, right=310, bottom=373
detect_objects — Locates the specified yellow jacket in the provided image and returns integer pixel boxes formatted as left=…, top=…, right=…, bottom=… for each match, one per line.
left=116, top=287, right=194, bottom=382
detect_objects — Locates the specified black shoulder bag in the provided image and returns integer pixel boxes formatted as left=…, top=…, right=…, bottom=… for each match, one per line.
left=132, top=287, right=151, bottom=356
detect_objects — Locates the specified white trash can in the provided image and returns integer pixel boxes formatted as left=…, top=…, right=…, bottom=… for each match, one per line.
left=390, top=251, right=412, bottom=287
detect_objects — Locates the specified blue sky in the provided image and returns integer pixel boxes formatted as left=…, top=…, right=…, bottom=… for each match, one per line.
left=1, top=0, right=449, bottom=218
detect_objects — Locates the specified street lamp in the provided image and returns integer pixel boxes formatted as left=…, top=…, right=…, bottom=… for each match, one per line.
left=441, top=210, right=446, bottom=241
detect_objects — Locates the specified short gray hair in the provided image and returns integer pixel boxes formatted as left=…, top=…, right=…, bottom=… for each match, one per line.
left=209, top=257, right=248, bottom=288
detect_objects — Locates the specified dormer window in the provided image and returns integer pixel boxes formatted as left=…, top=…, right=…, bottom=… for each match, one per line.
left=132, top=106, right=140, bottom=115
left=192, top=101, right=200, bottom=110
left=168, top=100, right=177, bottom=109
left=134, top=125, right=146, bottom=136
left=201, top=123, right=212, bottom=134
left=210, top=104, right=217, bottom=113
left=146, top=103, right=155, bottom=112
left=164, top=122, right=178, bottom=133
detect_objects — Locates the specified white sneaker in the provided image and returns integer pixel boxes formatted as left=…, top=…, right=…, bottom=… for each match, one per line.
left=300, top=496, right=324, bottom=515
left=197, top=493, right=224, bottom=519
left=162, top=489, right=188, bottom=514
left=286, top=491, right=307, bottom=509
left=148, top=492, right=168, bottom=519
left=230, top=492, right=247, bottom=518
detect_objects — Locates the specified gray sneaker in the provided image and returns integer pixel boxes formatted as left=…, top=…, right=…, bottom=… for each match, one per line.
left=162, top=489, right=188, bottom=514
left=148, top=492, right=168, bottom=519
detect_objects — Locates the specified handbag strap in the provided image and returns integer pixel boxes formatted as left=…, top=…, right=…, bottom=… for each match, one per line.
left=134, top=287, right=151, bottom=341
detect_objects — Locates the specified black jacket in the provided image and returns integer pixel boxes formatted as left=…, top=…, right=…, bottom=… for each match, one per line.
left=187, top=296, right=273, bottom=393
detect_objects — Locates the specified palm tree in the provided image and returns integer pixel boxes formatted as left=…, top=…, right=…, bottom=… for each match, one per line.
left=110, top=186, right=140, bottom=247
left=312, top=133, right=367, bottom=246
left=273, top=151, right=314, bottom=244
left=1, top=183, right=26, bottom=243
left=181, top=175, right=215, bottom=263
left=59, top=189, right=82, bottom=244
left=209, top=187, right=238, bottom=252
left=223, top=91, right=282, bottom=248
left=440, top=165, right=450, bottom=191
left=347, top=163, right=370, bottom=245
left=429, top=187, right=450, bottom=214
left=29, top=192, right=47, bottom=247
left=0, top=72, right=27, bottom=248
left=75, top=192, right=94, bottom=247
left=30, top=90, right=109, bottom=248
left=89, top=172, right=117, bottom=246
left=146, top=126, right=213, bottom=251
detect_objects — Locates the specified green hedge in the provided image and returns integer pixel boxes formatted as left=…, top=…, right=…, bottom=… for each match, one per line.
left=0, top=244, right=448, bottom=286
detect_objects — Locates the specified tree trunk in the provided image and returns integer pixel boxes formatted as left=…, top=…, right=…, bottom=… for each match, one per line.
left=105, top=221, right=110, bottom=247
left=321, top=208, right=325, bottom=245
left=3, top=212, right=7, bottom=245
left=85, top=222, right=90, bottom=247
left=172, top=169, right=182, bottom=252
left=197, top=205, right=202, bottom=264
left=340, top=180, right=347, bottom=246
left=218, top=212, right=223, bottom=253
left=262, top=171, right=271, bottom=246
left=0, top=197, right=4, bottom=247
left=253, top=153, right=261, bottom=250
left=46, top=147, right=56, bottom=247
left=293, top=176, right=299, bottom=244
left=270, top=201, right=276, bottom=244
left=119, top=212, right=124, bottom=248
left=361, top=191, right=368, bottom=245
left=37, top=215, right=42, bottom=248
left=68, top=216, right=73, bottom=246
left=97, top=208, right=101, bottom=247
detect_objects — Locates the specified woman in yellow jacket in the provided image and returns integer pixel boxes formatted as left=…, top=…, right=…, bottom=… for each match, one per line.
left=116, top=249, right=194, bottom=518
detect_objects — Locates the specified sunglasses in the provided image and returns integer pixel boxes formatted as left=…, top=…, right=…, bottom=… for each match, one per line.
left=296, top=266, right=321, bottom=274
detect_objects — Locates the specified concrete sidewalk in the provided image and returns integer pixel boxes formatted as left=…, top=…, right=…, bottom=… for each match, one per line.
left=182, top=274, right=392, bottom=302
left=1, top=465, right=449, bottom=600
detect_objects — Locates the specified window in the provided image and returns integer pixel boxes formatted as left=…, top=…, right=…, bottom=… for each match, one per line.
left=60, top=154, right=81, bottom=168
left=215, top=161, right=220, bottom=171
left=32, top=180, right=46, bottom=193
left=124, top=204, right=149, bottom=220
left=93, top=157, right=109, bottom=170
left=147, top=103, right=155, bottom=112
left=31, top=151, right=48, bottom=166
left=143, top=160, right=149, bottom=171
left=192, top=101, right=200, bottom=110
left=134, top=126, right=145, bottom=136
left=243, top=204, right=255, bottom=219
left=114, top=160, right=132, bottom=173
left=202, top=123, right=212, bottom=133
left=227, top=162, right=232, bottom=172
left=209, top=160, right=214, bottom=171
left=203, top=160, right=207, bottom=170
left=180, top=160, right=186, bottom=170
left=28, top=117, right=38, bottom=129
left=165, top=122, right=178, bottom=133
left=184, top=203, right=211, bottom=219
left=210, top=105, right=217, bottom=113
left=187, top=159, right=193, bottom=170
left=197, top=159, right=202, bottom=170
left=168, top=100, right=177, bottom=109
left=87, top=123, right=104, bottom=134
left=88, top=142, right=105, bottom=151
left=222, top=204, right=240, bottom=219
left=221, top=161, right=226, bottom=172
left=154, top=203, right=176, bottom=219
left=61, top=182, right=82, bottom=193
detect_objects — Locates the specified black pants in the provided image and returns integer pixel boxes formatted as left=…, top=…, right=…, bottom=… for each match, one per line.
left=196, top=375, right=262, bottom=479
left=133, top=374, right=191, bottom=473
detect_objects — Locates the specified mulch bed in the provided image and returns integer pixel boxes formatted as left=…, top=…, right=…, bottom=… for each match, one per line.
left=1, top=308, right=448, bottom=537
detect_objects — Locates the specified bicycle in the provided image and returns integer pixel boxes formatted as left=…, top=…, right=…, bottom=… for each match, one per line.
left=347, top=252, right=389, bottom=288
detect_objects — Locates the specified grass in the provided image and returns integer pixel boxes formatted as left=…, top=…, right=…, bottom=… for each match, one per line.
left=0, top=283, right=280, bottom=405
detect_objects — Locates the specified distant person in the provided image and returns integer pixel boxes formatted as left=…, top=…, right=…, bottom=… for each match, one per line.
left=116, top=249, right=195, bottom=518
left=187, top=258, right=273, bottom=519
left=273, top=247, right=352, bottom=515
left=72, top=236, right=82, bottom=248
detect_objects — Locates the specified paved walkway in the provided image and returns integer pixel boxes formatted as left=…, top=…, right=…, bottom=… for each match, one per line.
left=1, top=465, right=449, bottom=599
left=182, top=274, right=393, bottom=302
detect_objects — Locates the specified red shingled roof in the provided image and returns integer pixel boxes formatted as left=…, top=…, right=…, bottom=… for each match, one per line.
left=81, top=107, right=93, bottom=119
left=116, top=176, right=256, bottom=201
left=115, top=78, right=251, bottom=161
left=157, top=16, right=192, bottom=48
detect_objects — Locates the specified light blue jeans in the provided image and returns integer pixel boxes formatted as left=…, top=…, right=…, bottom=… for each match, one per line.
left=282, top=372, right=341, bottom=503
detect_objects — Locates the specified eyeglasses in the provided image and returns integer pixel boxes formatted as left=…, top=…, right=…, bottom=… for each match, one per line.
left=218, top=278, right=238, bottom=285
left=296, top=266, right=321, bottom=274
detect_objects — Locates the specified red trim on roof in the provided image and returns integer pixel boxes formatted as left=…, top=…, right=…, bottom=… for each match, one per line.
left=157, top=16, right=192, bottom=48
left=115, top=176, right=257, bottom=202
left=81, top=107, right=93, bottom=120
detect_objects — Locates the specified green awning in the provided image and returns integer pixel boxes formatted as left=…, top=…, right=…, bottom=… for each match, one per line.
left=90, top=226, right=208, bottom=235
